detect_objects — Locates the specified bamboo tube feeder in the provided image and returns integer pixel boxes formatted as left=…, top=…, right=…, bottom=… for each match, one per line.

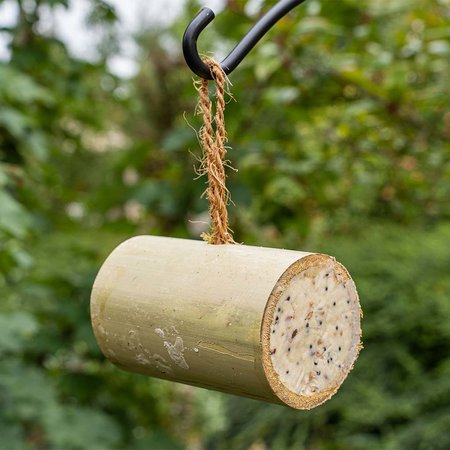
left=91, top=236, right=362, bottom=409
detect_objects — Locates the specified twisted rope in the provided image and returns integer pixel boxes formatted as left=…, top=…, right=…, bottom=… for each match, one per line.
left=195, top=58, right=235, bottom=245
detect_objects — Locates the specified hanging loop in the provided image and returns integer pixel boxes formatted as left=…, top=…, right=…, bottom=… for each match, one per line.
left=182, top=0, right=306, bottom=80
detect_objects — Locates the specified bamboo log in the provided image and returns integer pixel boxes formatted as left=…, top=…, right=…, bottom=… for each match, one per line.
left=90, top=236, right=361, bottom=409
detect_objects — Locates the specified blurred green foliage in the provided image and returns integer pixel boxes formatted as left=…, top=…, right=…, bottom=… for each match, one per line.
left=0, top=0, right=449, bottom=449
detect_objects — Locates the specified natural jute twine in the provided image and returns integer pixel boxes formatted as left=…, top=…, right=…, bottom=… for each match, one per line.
left=195, top=58, right=235, bottom=245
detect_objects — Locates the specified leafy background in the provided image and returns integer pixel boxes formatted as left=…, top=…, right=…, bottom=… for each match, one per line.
left=1, top=0, right=449, bottom=449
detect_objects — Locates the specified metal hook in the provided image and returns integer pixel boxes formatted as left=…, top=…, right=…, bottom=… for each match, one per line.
left=183, top=0, right=306, bottom=80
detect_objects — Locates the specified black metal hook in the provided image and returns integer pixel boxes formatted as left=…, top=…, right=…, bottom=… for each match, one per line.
left=183, top=0, right=307, bottom=79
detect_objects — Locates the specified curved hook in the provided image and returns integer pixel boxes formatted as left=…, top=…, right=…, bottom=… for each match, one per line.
left=183, top=0, right=307, bottom=79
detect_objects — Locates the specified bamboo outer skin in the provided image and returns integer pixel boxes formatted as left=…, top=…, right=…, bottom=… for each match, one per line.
left=91, top=236, right=319, bottom=405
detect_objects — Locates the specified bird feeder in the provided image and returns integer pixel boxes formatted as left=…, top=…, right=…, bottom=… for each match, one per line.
left=90, top=0, right=362, bottom=410
left=91, top=236, right=361, bottom=409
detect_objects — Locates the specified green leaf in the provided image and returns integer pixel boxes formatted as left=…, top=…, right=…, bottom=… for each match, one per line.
left=0, top=421, right=33, bottom=450
left=0, top=190, right=31, bottom=238
left=0, top=65, right=53, bottom=105
left=0, top=108, right=31, bottom=139
left=43, top=406, right=122, bottom=450
left=0, top=312, right=38, bottom=355
left=133, top=431, right=183, bottom=450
